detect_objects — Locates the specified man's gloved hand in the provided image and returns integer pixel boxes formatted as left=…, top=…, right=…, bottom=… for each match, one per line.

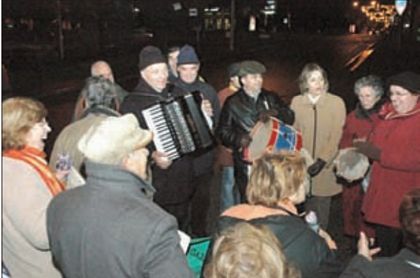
left=308, top=158, right=327, bottom=177
left=354, top=141, right=381, bottom=161
left=258, top=109, right=278, bottom=123
left=239, top=134, right=252, bottom=148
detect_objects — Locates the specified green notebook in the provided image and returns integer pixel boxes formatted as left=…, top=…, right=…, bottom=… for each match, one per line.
left=186, top=237, right=212, bottom=278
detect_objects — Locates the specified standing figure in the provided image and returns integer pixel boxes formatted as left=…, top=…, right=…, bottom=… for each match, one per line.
left=47, top=114, right=193, bottom=278
left=3, top=97, right=64, bottom=278
left=291, top=63, right=346, bottom=230
left=120, top=45, right=194, bottom=233
left=217, top=151, right=339, bottom=278
left=174, top=45, right=220, bottom=236
left=354, top=71, right=420, bottom=256
left=73, top=60, right=128, bottom=121
left=216, top=62, right=242, bottom=211
left=339, top=75, right=386, bottom=240
left=174, top=44, right=221, bottom=236
left=49, top=76, right=120, bottom=185
left=216, top=60, right=295, bottom=203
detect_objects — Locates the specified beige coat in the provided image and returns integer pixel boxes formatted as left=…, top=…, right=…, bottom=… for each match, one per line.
left=291, top=93, right=346, bottom=196
left=3, top=157, right=62, bottom=278
left=49, top=114, right=107, bottom=188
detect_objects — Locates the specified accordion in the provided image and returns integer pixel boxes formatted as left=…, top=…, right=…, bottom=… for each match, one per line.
left=142, top=91, right=214, bottom=160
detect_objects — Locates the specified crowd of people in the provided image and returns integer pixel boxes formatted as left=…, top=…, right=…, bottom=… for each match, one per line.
left=2, top=42, right=420, bottom=277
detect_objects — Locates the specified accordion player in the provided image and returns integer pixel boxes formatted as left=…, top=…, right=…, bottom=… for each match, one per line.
left=142, top=91, right=215, bottom=160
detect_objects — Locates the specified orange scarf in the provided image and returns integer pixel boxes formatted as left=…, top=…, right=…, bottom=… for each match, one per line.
left=3, top=146, right=65, bottom=196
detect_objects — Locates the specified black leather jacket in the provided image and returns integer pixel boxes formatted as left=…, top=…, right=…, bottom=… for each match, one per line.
left=216, top=88, right=294, bottom=151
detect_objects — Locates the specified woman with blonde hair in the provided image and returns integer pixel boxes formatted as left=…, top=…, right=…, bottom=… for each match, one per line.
left=291, top=63, right=346, bottom=230
left=218, top=151, right=340, bottom=277
left=204, top=222, right=300, bottom=278
left=3, top=97, right=65, bottom=277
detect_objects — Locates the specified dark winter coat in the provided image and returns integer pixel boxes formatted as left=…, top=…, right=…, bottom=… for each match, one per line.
left=174, top=78, right=221, bottom=176
left=218, top=214, right=341, bottom=278
left=47, top=161, right=193, bottom=278
left=120, top=79, right=194, bottom=204
left=340, top=248, right=420, bottom=278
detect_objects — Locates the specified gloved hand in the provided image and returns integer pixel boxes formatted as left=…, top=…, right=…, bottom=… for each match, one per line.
left=258, top=109, right=278, bottom=123
left=354, top=141, right=381, bottom=161
left=239, top=134, right=252, bottom=148
left=308, top=158, right=327, bottom=177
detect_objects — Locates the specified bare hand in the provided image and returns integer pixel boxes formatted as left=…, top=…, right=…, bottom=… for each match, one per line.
left=357, top=232, right=381, bottom=261
left=201, top=99, right=213, bottom=117
left=152, top=151, right=172, bottom=169
left=318, top=228, right=338, bottom=250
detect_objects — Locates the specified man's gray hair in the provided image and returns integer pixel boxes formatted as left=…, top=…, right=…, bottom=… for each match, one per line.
left=82, top=76, right=117, bottom=109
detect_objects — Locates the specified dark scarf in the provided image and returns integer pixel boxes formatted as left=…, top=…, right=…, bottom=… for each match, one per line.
left=355, top=97, right=387, bottom=120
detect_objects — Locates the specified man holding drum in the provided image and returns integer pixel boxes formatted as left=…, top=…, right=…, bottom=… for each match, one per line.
left=216, top=60, right=295, bottom=204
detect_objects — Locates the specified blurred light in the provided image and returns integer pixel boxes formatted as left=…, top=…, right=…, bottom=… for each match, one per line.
left=133, top=7, right=140, bottom=13
left=404, top=23, right=410, bottom=28
left=353, top=1, right=359, bottom=8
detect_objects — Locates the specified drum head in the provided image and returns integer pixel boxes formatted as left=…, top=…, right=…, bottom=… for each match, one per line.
left=246, top=120, right=273, bottom=162
left=334, top=148, right=369, bottom=182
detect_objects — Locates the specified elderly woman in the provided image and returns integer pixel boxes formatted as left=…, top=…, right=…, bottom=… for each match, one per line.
left=354, top=71, right=420, bottom=257
left=339, top=75, right=386, bottom=239
left=205, top=222, right=300, bottom=278
left=291, top=63, right=346, bottom=230
left=2, top=97, right=64, bottom=277
left=218, top=151, right=339, bottom=278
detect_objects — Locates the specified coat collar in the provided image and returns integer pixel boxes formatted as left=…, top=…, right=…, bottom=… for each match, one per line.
left=380, top=101, right=420, bottom=120
left=85, top=160, right=156, bottom=199
left=302, top=92, right=330, bottom=106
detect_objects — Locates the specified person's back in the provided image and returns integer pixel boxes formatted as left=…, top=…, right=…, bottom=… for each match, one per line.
left=47, top=114, right=193, bottom=278
left=48, top=162, right=189, bottom=278
left=218, top=206, right=336, bottom=277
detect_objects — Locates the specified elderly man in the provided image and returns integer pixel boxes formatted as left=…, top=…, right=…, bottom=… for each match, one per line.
left=47, top=114, right=193, bottom=278
left=174, top=44, right=221, bottom=236
left=49, top=76, right=120, bottom=187
left=73, top=60, right=128, bottom=120
left=216, top=60, right=295, bottom=203
left=121, top=45, right=194, bottom=233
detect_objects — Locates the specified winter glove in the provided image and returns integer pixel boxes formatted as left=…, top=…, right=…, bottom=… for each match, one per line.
left=258, top=109, right=278, bottom=123
left=308, top=158, right=327, bottom=177
left=354, top=141, right=381, bottom=161
left=239, top=134, right=252, bottom=148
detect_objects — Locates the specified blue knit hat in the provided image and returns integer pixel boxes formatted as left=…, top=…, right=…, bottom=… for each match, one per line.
left=177, top=44, right=200, bottom=65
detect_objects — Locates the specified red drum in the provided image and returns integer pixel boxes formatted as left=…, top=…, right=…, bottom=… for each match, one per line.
left=243, top=117, right=303, bottom=163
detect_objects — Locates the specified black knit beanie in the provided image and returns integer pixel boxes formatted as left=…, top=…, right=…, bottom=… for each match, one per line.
left=138, top=46, right=166, bottom=71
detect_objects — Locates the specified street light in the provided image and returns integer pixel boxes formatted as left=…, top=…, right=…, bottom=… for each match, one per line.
left=353, top=1, right=359, bottom=8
